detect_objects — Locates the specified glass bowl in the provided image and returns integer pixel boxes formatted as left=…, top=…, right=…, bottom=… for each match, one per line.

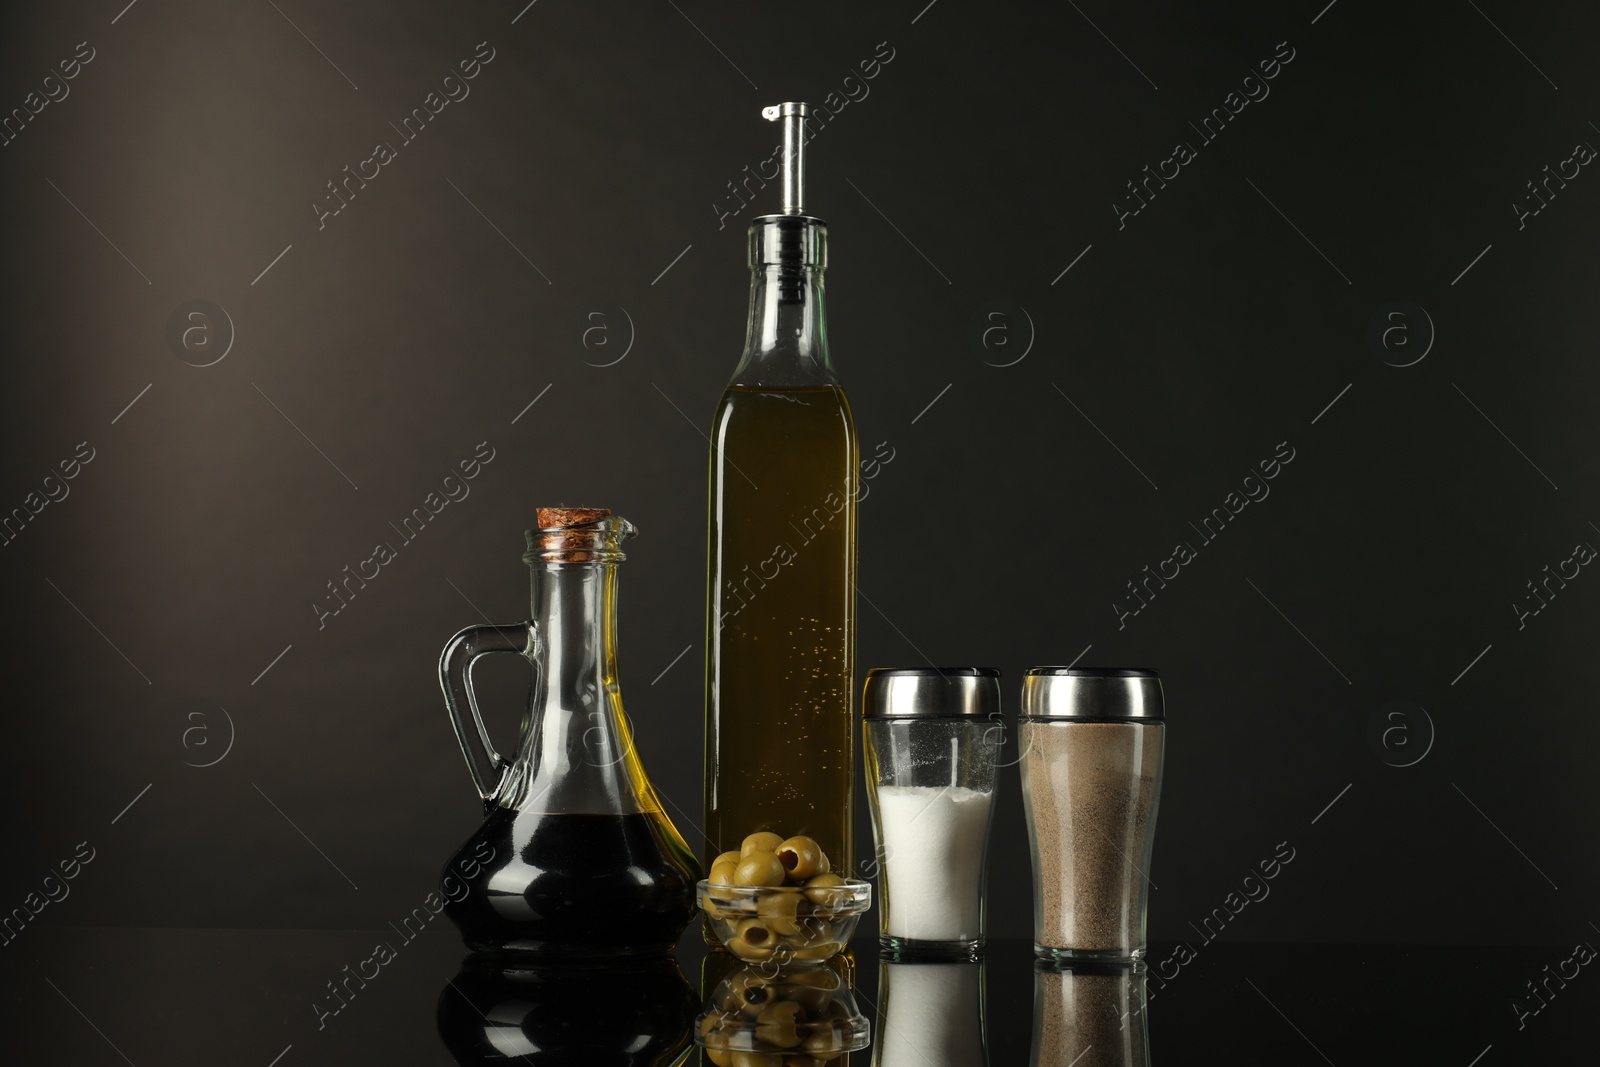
left=696, top=961, right=870, bottom=1062
left=697, top=878, right=871, bottom=962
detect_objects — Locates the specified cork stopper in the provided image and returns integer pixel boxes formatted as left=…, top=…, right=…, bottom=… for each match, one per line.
left=536, top=507, right=612, bottom=530
left=526, top=507, right=633, bottom=564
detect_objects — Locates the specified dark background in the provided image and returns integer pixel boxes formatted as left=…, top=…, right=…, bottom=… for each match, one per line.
left=3, top=0, right=1597, bottom=965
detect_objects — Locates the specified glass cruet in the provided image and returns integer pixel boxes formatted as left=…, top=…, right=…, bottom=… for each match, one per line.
left=437, top=507, right=701, bottom=958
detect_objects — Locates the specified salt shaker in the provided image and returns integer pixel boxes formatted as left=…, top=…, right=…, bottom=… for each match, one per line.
left=862, top=667, right=1002, bottom=960
left=1020, top=667, right=1165, bottom=961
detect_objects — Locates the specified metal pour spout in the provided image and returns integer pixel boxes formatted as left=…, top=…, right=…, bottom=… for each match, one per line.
left=761, top=101, right=809, bottom=215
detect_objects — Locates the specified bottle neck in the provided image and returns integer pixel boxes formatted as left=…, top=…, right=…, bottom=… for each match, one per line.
left=501, top=560, right=647, bottom=814
left=532, top=562, right=617, bottom=703
left=731, top=216, right=836, bottom=388
left=731, top=266, right=833, bottom=386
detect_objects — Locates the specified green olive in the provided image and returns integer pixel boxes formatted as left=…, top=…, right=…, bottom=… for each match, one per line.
left=802, top=872, right=847, bottom=906
left=796, top=940, right=842, bottom=960
left=797, top=913, right=837, bottom=943
left=709, top=860, right=740, bottom=886
left=756, top=890, right=804, bottom=935
left=714, top=849, right=743, bottom=868
left=741, top=831, right=786, bottom=856
left=735, top=851, right=787, bottom=887
left=706, top=1048, right=734, bottom=1067
left=775, top=836, right=826, bottom=881
left=736, top=917, right=774, bottom=947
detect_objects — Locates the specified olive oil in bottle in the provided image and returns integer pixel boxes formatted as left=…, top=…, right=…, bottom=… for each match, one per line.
left=704, top=102, right=859, bottom=884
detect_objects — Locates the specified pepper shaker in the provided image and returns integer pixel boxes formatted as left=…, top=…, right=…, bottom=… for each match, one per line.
left=1020, top=667, right=1165, bottom=961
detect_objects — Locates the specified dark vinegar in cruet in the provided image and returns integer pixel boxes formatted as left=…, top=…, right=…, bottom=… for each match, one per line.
left=443, top=808, right=698, bottom=958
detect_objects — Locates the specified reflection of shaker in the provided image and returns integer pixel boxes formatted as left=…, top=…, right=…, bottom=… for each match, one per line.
left=1030, top=963, right=1148, bottom=1067
left=874, top=962, right=986, bottom=1067
left=1020, top=668, right=1165, bottom=961
left=863, top=668, right=1002, bottom=959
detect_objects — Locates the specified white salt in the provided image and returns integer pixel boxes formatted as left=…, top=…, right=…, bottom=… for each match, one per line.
left=876, top=785, right=993, bottom=942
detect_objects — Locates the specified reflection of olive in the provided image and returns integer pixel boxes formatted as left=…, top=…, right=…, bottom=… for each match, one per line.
left=786, top=985, right=830, bottom=1017
left=758, top=1000, right=805, bottom=1025
left=803, top=1025, right=844, bottom=1058
left=757, top=1021, right=802, bottom=1049
left=724, top=970, right=773, bottom=1011
left=727, top=936, right=773, bottom=961
left=776, top=836, right=827, bottom=880
left=756, top=1000, right=805, bottom=1048
left=741, top=831, right=785, bottom=856
left=786, top=968, right=841, bottom=991
left=731, top=1052, right=783, bottom=1067
left=735, top=851, right=786, bottom=887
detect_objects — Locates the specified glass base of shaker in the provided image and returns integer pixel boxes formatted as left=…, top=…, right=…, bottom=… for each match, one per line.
left=880, top=936, right=984, bottom=962
left=1033, top=944, right=1145, bottom=963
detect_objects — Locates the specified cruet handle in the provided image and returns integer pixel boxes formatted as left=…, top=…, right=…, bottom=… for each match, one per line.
left=437, top=621, right=536, bottom=802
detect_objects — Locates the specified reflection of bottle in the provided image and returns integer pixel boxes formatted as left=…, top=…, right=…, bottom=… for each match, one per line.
left=436, top=954, right=695, bottom=1065
left=874, top=961, right=987, bottom=1067
left=438, top=509, right=701, bottom=957
left=1030, top=963, right=1148, bottom=1067
left=704, top=102, right=859, bottom=880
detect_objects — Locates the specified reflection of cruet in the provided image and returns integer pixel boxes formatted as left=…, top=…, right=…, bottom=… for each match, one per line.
left=436, top=954, right=696, bottom=1065
left=437, top=507, right=701, bottom=958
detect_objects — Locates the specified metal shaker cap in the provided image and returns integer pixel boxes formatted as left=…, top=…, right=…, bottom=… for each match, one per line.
left=1021, top=667, right=1164, bottom=721
left=863, top=667, right=1001, bottom=719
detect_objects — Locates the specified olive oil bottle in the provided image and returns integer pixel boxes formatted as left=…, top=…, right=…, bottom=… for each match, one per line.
left=704, top=102, right=859, bottom=886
